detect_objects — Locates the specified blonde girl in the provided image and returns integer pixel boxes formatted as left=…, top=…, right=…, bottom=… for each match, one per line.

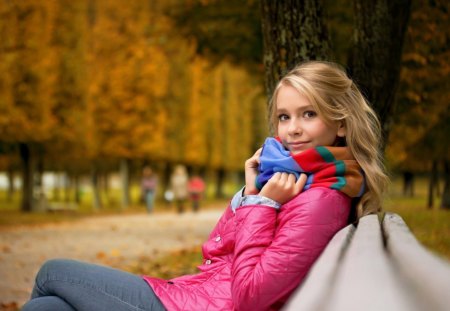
left=266, top=61, right=389, bottom=218
left=22, top=61, right=388, bottom=311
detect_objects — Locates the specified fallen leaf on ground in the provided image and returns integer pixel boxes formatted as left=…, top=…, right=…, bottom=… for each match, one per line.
left=0, top=301, right=19, bottom=311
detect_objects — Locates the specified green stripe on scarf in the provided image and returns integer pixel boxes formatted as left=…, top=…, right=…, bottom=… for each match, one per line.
left=317, top=146, right=347, bottom=190
left=316, top=146, right=334, bottom=163
left=332, top=162, right=347, bottom=190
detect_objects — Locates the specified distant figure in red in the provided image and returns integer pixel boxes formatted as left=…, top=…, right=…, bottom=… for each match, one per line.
left=188, top=175, right=205, bottom=212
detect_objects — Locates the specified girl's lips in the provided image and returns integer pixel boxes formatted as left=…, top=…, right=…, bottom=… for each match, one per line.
left=289, top=141, right=309, bottom=147
left=287, top=141, right=310, bottom=153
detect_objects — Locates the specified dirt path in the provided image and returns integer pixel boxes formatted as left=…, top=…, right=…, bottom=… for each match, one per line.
left=0, top=209, right=223, bottom=308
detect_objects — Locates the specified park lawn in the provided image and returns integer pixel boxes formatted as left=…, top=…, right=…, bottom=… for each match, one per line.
left=384, top=175, right=450, bottom=260
left=384, top=196, right=450, bottom=260
left=127, top=246, right=203, bottom=279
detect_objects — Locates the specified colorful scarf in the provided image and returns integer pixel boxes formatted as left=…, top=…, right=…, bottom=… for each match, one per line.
left=256, top=137, right=365, bottom=198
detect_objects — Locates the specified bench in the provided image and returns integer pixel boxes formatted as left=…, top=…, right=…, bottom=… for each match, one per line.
left=283, top=213, right=450, bottom=311
left=33, top=187, right=78, bottom=213
left=46, top=202, right=78, bottom=213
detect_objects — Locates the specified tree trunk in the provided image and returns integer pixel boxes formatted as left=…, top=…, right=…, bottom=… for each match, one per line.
left=7, top=166, right=14, bottom=202
left=53, top=173, right=61, bottom=201
left=35, top=147, right=44, bottom=191
left=259, top=0, right=330, bottom=105
left=348, top=0, right=412, bottom=148
left=91, top=163, right=102, bottom=210
left=428, top=160, right=438, bottom=209
left=215, top=168, right=226, bottom=199
left=64, top=173, right=71, bottom=203
left=106, top=173, right=111, bottom=194
left=163, top=163, right=172, bottom=192
left=403, top=171, right=414, bottom=197
left=74, top=174, right=81, bottom=204
left=441, top=159, right=450, bottom=209
left=120, top=158, right=130, bottom=209
left=19, top=143, right=34, bottom=212
left=34, top=149, right=47, bottom=212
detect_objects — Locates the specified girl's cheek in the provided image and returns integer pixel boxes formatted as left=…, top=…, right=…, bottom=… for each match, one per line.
left=280, top=140, right=290, bottom=151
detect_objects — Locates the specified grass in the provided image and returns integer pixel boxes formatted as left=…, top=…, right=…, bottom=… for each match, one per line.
left=126, top=246, right=204, bottom=279
left=384, top=200, right=450, bottom=260
left=384, top=176, right=450, bottom=260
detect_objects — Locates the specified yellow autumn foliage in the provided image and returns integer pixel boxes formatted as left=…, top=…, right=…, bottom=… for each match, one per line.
left=0, top=0, right=268, bottom=173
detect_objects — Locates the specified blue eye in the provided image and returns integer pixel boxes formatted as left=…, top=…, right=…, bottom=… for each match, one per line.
left=304, top=111, right=317, bottom=118
left=278, top=114, right=289, bottom=121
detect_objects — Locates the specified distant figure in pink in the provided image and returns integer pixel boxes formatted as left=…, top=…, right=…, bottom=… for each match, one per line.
left=141, top=166, right=158, bottom=213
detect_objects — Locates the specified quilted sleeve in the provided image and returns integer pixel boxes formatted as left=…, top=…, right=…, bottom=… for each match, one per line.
left=231, top=188, right=350, bottom=311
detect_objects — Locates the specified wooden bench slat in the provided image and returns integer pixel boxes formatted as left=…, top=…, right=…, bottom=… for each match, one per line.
left=282, top=224, right=355, bottom=310
left=325, top=215, right=417, bottom=311
left=383, top=213, right=450, bottom=311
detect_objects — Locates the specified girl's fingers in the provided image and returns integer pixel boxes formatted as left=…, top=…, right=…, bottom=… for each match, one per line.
left=287, top=173, right=296, bottom=185
left=261, top=173, right=308, bottom=204
left=279, top=172, right=289, bottom=183
left=253, top=148, right=262, bottom=164
left=295, top=173, right=307, bottom=191
left=271, top=172, right=281, bottom=181
left=246, top=148, right=262, bottom=167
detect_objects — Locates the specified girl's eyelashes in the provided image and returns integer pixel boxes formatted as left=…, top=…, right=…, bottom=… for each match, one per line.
left=303, top=110, right=317, bottom=118
left=277, top=110, right=317, bottom=121
left=278, top=114, right=289, bottom=121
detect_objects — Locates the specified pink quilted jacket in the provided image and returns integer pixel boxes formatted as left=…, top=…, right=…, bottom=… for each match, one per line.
left=143, top=187, right=351, bottom=310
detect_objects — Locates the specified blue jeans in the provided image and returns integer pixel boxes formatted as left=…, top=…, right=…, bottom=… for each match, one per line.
left=145, top=191, right=155, bottom=213
left=21, top=259, right=166, bottom=311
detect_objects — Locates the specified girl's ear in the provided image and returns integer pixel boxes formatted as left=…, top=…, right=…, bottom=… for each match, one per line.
left=337, top=121, right=346, bottom=137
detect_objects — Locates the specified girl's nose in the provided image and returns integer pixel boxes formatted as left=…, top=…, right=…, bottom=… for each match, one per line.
left=288, top=119, right=302, bottom=135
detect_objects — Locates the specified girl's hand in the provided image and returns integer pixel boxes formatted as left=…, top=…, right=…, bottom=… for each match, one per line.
left=244, top=148, right=262, bottom=195
left=259, top=173, right=307, bottom=204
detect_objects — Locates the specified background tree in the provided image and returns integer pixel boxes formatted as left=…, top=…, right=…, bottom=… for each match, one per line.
left=0, top=0, right=270, bottom=210
left=85, top=0, right=171, bottom=209
left=0, top=1, right=58, bottom=212
left=387, top=0, right=450, bottom=208
left=46, top=0, right=90, bottom=203
left=1, top=0, right=447, bottom=212
left=259, top=0, right=412, bottom=143
left=170, top=0, right=263, bottom=72
left=260, top=0, right=331, bottom=102
left=348, top=0, right=412, bottom=146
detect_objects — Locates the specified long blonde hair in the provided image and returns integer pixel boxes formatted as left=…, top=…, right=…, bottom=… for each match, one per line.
left=270, top=61, right=388, bottom=218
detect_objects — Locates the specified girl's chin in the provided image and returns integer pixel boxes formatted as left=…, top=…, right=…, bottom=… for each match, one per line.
left=289, top=149, right=305, bottom=155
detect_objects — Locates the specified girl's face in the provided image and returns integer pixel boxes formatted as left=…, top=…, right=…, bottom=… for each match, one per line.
left=276, top=85, right=345, bottom=155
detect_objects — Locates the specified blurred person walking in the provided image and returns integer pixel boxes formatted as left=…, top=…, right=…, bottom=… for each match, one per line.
left=188, top=175, right=206, bottom=212
left=170, top=165, right=188, bottom=214
left=141, top=166, right=158, bottom=213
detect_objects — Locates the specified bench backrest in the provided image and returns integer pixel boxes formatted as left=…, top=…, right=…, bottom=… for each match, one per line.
left=283, top=213, right=450, bottom=311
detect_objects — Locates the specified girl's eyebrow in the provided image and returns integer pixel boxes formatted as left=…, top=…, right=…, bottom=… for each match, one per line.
left=276, top=105, right=314, bottom=112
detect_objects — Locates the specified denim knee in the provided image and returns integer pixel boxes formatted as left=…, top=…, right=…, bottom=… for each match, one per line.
left=22, top=296, right=76, bottom=311
left=33, top=259, right=70, bottom=296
